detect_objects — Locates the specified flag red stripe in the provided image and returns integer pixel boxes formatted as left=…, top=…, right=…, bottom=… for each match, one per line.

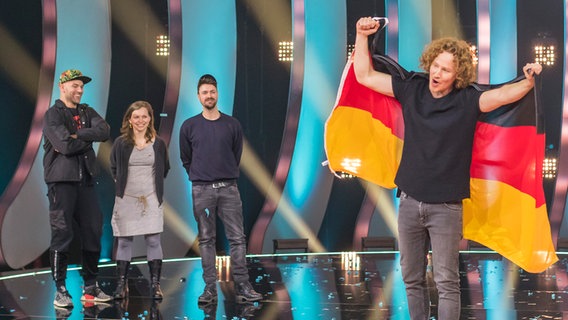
left=336, top=64, right=404, bottom=139
left=470, top=122, right=545, bottom=206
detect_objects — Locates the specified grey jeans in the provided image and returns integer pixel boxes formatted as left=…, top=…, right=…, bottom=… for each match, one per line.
left=192, top=183, right=249, bottom=285
left=398, top=192, right=462, bottom=320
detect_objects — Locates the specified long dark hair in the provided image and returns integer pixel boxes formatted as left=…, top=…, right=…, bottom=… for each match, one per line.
left=120, top=100, right=157, bottom=145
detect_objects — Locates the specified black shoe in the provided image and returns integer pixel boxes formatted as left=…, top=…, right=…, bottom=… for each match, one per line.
left=198, top=284, right=217, bottom=304
left=198, top=300, right=217, bottom=317
left=237, top=302, right=262, bottom=318
left=235, top=282, right=262, bottom=303
left=151, top=282, right=163, bottom=300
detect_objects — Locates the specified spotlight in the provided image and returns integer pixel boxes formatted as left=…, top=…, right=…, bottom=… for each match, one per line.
left=341, top=251, right=360, bottom=271
left=532, top=33, right=556, bottom=66
left=347, top=44, right=355, bottom=60
left=156, top=35, right=170, bottom=56
left=335, top=171, right=355, bottom=179
left=278, top=41, right=293, bottom=62
left=469, top=44, right=478, bottom=66
left=215, top=256, right=231, bottom=281
left=340, top=158, right=361, bottom=174
left=543, top=157, right=557, bottom=179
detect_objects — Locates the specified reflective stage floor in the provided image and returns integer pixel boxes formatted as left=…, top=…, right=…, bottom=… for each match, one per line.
left=0, top=251, right=567, bottom=319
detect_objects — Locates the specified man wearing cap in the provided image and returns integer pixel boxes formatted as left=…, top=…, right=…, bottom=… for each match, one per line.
left=43, top=69, right=112, bottom=309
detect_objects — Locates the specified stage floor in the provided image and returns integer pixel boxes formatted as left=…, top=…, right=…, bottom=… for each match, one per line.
left=0, top=251, right=566, bottom=319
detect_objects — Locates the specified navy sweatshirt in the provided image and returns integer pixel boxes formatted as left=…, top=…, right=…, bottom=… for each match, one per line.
left=179, top=112, right=243, bottom=183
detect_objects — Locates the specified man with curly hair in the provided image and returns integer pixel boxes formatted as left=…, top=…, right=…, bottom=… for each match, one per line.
left=354, top=17, right=542, bottom=320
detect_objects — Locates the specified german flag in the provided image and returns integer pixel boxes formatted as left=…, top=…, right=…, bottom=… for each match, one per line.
left=324, top=53, right=558, bottom=273
left=324, top=57, right=403, bottom=188
left=463, top=79, right=558, bottom=273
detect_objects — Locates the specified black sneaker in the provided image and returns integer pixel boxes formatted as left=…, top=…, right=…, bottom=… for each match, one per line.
left=198, top=284, right=217, bottom=304
left=53, top=286, right=74, bottom=308
left=235, top=282, right=262, bottom=303
left=80, top=283, right=113, bottom=302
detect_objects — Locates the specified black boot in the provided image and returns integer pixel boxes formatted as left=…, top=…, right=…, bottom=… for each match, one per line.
left=148, top=260, right=163, bottom=300
left=198, top=283, right=217, bottom=304
left=114, top=296, right=129, bottom=317
left=113, top=260, right=130, bottom=299
left=235, top=281, right=262, bottom=303
left=149, top=300, right=162, bottom=320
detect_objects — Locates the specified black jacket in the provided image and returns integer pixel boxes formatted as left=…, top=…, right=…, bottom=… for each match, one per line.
left=42, top=99, right=110, bottom=183
left=110, top=136, right=170, bottom=204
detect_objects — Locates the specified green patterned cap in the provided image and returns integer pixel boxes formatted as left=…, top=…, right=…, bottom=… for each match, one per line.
left=59, top=69, right=92, bottom=84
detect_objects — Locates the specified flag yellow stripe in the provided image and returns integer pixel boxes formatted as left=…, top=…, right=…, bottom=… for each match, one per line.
left=464, top=178, right=558, bottom=273
left=325, top=106, right=403, bottom=188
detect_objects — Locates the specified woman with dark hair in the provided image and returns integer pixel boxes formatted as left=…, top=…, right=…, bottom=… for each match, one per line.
left=110, top=100, right=170, bottom=300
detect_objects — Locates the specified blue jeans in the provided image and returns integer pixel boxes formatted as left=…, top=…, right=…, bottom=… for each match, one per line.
left=398, top=192, right=462, bottom=320
left=192, top=183, right=249, bottom=285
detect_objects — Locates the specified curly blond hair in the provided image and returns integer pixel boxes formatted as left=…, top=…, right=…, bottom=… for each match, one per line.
left=419, top=37, right=476, bottom=90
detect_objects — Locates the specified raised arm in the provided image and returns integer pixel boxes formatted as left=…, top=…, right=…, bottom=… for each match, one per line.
left=353, top=17, right=394, bottom=97
left=479, top=63, right=542, bottom=113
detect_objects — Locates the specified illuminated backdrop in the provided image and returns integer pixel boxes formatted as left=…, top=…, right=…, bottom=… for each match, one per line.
left=0, top=0, right=565, bottom=269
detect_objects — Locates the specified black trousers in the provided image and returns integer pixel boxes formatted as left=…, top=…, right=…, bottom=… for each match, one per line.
left=47, top=181, right=103, bottom=285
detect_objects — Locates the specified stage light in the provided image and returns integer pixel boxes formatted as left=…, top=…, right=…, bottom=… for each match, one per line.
left=156, top=35, right=170, bottom=56
left=543, top=157, right=557, bottom=179
left=335, top=171, right=355, bottom=179
left=347, top=44, right=355, bottom=59
left=341, top=251, right=360, bottom=271
left=469, top=44, right=478, bottom=66
left=340, top=157, right=361, bottom=174
left=533, top=33, right=556, bottom=66
left=215, top=255, right=231, bottom=282
left=534, top=45, right=555, bottom=66
left=278, top=41, right=293, bottom=62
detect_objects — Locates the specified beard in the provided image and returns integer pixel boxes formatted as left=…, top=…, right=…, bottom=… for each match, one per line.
left=202, top=98, right=217, bottom=110
left=63, top=90, right=82, bottom=105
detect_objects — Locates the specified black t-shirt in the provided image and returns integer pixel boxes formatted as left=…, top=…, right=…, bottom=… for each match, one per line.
left=68, top=107, right=82, bottom=129
left=67, top=107, right=90, bottom=180
left=392, top=73, right=482, bottom=202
